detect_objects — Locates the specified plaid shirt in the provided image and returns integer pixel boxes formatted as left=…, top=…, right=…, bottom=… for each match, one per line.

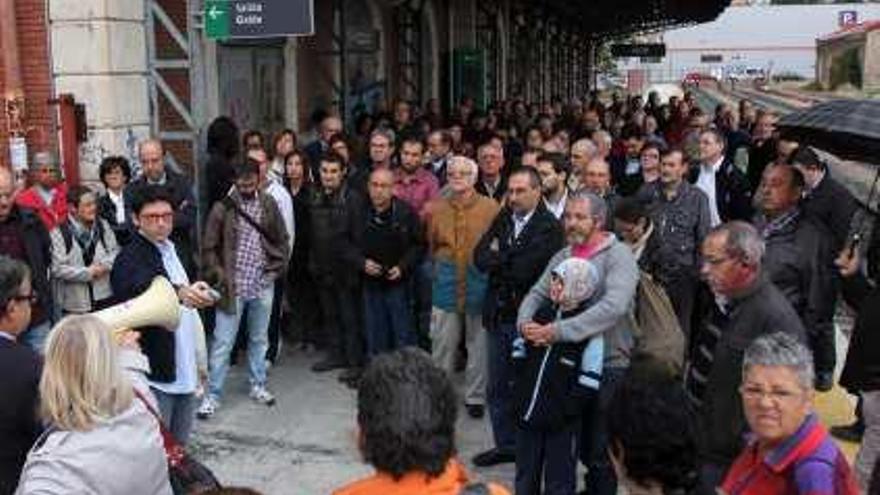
left=234, top=195, right=267, bottom=299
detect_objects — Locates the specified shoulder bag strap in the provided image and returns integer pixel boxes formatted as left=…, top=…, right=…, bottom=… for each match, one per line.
left=222, top=196, right=277, bottom=244
left=133, top=388, right=186, bottom=465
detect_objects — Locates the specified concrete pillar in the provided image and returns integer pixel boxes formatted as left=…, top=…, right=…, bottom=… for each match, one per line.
left=864, top=31, right=880, bottom=92
left=48, top=0, right=151, bottom=183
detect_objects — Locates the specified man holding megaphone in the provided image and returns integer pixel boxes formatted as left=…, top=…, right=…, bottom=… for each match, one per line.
left=110, top=184, right=216, bottom=445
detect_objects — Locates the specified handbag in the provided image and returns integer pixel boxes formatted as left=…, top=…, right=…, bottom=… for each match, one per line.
left=134, top=390, right=222, bottom=494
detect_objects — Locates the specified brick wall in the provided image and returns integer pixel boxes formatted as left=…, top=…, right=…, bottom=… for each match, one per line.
left=0, top=0, right=55, bottom=165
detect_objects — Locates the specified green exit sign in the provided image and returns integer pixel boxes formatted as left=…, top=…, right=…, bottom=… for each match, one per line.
left=205, top=1, right=230, bottom=39
left=204, top=0, right=315, bottom=40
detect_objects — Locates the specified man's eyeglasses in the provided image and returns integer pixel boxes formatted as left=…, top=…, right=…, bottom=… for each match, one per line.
left=12, top=293, right=37, bottom=305
left=448, top=171, right=474, bottom=179
left=140, top=212, right=174, bottom=223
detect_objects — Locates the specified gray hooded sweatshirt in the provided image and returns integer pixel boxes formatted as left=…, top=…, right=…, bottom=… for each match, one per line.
left=517, top=234, right=639, bottom=369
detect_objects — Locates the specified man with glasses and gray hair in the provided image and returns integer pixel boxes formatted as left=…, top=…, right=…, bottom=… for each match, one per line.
left=685, top=221, right=805, bottom=487
left=425, top=156, right=499, bottom=419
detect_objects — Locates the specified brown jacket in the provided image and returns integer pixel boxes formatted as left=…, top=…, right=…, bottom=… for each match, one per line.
left=426, top=192, right=499, bottom=311
left=202, top=190, right=289, bottom=311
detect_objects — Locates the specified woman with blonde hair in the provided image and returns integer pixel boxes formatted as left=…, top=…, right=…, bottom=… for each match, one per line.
left=15, top=315, right=171, bottom=494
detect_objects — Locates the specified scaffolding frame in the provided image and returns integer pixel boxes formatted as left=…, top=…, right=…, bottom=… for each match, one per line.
left=394, top=0, right=424, bottom=103
left=476, top=0, right=501, bottom=103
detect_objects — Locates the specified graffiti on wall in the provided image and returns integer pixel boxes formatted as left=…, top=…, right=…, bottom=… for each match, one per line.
left=78, top=127, right=144, bottom=185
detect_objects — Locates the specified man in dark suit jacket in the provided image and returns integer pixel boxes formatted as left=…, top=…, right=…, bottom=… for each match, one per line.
left=471, top=167, right=565, bottom=467
left=790, top=146, right=858, bottom=254
left=690, top=129, right=753, bottom=225
left=0, top=256, right=42, bottom=495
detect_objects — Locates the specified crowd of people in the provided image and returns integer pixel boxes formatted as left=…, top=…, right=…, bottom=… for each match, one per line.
left=0, top=87, right=879, bottom=495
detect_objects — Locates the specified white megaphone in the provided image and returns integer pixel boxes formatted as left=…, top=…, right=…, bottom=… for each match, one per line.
left=92, top=276, right=180, bottom=333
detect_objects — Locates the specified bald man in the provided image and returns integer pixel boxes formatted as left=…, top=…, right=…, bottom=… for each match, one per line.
left=125, top=139, right=198, bottom=276
left=583, top=159, right=619, bottom=214
left=341, top=168, right=424, bottom=361
left=305, top=115, right=343, bottom=181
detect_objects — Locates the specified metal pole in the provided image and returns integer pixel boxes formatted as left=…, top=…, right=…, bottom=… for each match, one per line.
left=334, top=0, right=347, bottom=122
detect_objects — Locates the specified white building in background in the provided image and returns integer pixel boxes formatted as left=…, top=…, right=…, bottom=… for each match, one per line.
left=621, top=3, right=880, bottom=84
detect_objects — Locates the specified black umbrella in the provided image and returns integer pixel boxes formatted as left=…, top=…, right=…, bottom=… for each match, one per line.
left=777, top=99, right=880, bottom=163
left=779, top=99, right=880, bottom=220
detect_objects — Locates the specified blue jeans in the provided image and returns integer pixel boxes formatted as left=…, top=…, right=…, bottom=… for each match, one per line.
left=208, top=286, right=274, bottom=399
left=20, top=320, right=51, bottom=354
left=363, top=283, right=413, bottom=357
left=152, top=388, right=197, bottom=446
left=486, top=321, right=518, bottom=453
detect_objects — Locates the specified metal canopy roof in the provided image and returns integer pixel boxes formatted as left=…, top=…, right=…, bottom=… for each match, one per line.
left=533, top=0, right=732, bottom=38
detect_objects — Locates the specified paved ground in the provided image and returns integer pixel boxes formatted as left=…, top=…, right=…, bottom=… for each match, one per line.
left=189, top=323, right=859, bottom=495
left=189, top=346, right=515, bottom=494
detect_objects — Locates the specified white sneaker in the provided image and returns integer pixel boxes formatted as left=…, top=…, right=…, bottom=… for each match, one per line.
left=249, top=385, right=276, bottom=406
left=196, top=395, right=219, bottom=420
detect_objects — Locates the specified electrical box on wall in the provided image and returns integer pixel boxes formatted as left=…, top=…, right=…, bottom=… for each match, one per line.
left=452, top=48, right=487, bottom=111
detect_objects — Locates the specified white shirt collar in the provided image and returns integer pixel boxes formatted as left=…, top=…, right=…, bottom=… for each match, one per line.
left=512, top=208, right=536, bottom=238
left=514, top=207, right=536, bottom=223
left=543, top=189, right=568, bottom=218
left=704, top=156, right=724, bottom=173
left=811, top=169, right=827, bottom=191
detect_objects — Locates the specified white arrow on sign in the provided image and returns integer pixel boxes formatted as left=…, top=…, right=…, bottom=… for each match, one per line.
left=208, top=4, right=222, bottom=20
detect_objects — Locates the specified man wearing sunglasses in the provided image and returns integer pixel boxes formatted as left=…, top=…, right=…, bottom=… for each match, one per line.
left=0, top=255, right=41, bottom=494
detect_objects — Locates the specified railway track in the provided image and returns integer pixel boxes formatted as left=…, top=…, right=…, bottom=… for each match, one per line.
left=692, top=86, right=878, bottom=216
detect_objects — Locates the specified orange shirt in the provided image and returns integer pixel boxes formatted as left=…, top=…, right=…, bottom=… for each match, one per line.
left=333, top=459, right=510, bottom=495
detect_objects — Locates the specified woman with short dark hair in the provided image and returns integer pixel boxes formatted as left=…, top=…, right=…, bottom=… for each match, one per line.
left=97, top=156, right=133, bottom=245
left=721, top=333, right=858, bottom=494
left=52, top=184, right=119, bottom=314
